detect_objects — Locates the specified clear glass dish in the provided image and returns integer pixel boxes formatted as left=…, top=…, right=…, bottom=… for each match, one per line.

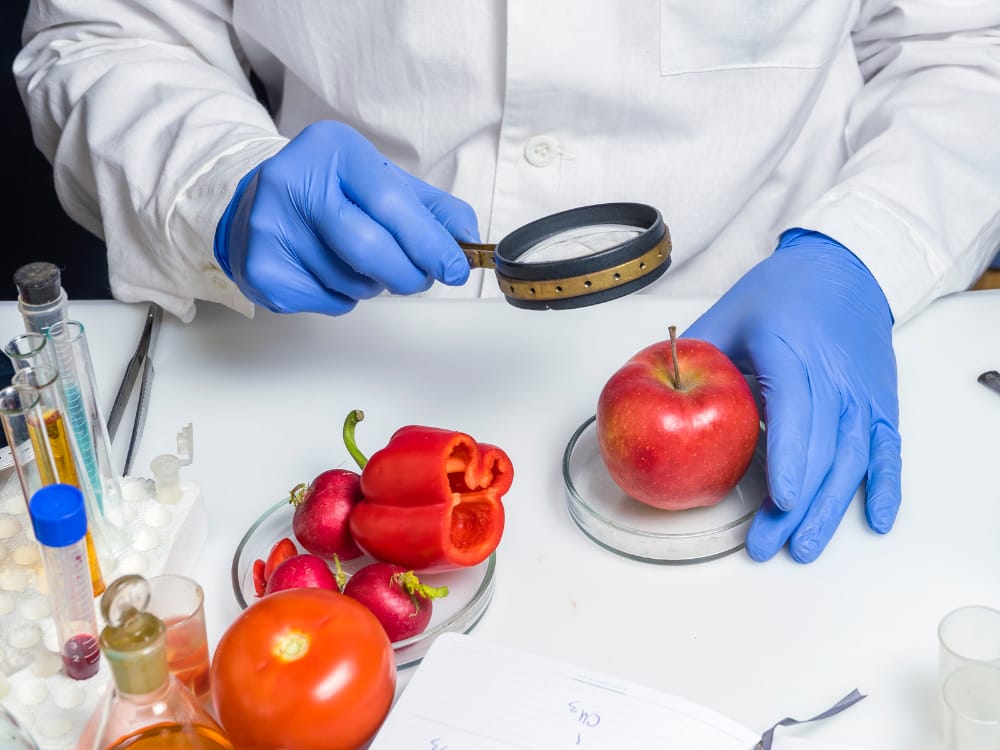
left=231, top=499, right=496, bottom=670
left=563, top=416, right=767, bottom=563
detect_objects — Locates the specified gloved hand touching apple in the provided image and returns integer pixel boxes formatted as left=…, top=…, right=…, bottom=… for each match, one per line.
left=214, top=121, right=479, bottom=315
left=683, top=229, right=902, bottom=563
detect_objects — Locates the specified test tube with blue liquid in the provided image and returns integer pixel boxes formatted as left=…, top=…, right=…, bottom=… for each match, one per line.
left=45, top=320, right=129, bottom=545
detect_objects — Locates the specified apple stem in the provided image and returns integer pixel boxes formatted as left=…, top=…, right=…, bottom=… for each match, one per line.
left=668, top=325, right=683, bottom=390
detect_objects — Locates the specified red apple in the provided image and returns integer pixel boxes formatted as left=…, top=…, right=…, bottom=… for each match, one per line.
left=596, top=326, right=759, bottom=510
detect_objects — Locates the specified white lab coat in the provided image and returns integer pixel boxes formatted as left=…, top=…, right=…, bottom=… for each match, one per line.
left=14, top=2, right=1000, bottom=323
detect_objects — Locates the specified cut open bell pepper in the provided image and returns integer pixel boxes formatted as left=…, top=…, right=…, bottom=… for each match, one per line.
left=344, top=411, right=514, bottom=572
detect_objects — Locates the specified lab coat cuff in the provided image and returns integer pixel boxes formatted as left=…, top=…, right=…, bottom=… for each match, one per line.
left=786, top=193, right=949, bottom=327
left=172, top=137, right=287, bottom=321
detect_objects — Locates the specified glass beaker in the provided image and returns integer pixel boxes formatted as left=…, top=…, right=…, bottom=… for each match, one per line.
left=78, top=575, right=237, bottom=750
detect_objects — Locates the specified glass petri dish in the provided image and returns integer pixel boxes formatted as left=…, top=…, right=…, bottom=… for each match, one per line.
left=563, top=416, right=767, bottom=563
left=231, top=499, right=496, bottom=670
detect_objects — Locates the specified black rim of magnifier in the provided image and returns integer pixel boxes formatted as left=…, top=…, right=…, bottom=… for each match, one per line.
left=493, top=203, right=670, bottom=310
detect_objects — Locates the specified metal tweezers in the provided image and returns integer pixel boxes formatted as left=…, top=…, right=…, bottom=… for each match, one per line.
left=106, top=303, right=163, bottom=476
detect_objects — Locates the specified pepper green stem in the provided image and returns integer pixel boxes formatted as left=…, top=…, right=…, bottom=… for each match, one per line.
left=343, top=409, right=368, bottom=469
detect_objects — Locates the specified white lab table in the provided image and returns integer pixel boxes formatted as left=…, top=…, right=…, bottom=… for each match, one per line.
left=4, top=289, right=1000, bottom=749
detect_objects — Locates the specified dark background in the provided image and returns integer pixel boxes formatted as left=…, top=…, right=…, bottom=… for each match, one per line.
left=2, top=0, right=111, bottom=302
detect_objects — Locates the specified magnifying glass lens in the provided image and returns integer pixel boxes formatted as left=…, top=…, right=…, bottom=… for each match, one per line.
left=460, top=202, right=671, bottom=309
left=518, top=225, right=644, bottom=264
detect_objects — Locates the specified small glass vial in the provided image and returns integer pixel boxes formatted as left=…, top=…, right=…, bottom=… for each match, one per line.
left=78, top=575, right=236, bottom=750
left=13, top=261, right=69, bottom=335
left=27, top=483, right=101, bottom=680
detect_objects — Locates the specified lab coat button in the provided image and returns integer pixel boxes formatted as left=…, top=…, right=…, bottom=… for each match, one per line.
left=524, top=135, right=558, bottom=167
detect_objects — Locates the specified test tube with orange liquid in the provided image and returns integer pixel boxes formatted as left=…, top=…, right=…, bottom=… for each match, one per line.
left=13, top=364, right=106, bottom=596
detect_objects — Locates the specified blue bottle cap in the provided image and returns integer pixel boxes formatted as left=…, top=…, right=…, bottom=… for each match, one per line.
left=28, top=484, right=87, bottom=547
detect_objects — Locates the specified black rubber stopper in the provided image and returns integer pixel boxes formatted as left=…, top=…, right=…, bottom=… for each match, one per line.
left=13, top=262, right=62, bottom=305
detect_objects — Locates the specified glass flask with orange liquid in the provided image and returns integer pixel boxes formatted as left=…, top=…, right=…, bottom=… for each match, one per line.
left=77, top=575, right=236, bottom=750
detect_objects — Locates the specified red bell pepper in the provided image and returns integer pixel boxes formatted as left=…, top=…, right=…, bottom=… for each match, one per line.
left=344, top=410, right=513, bottom=572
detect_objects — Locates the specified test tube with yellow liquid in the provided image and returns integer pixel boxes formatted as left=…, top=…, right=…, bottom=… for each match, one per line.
left=13, top=364, right=107, bottom=597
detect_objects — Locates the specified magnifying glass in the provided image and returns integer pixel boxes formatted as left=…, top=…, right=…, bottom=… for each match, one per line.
left=458, top=202, right=670, bottom=310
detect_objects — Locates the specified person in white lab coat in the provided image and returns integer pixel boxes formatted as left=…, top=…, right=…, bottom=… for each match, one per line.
left=14, top=3, right=1000, bottom=563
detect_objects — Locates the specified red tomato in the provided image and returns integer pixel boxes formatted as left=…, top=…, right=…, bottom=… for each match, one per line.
left=211, top=588, right=396, bottom=750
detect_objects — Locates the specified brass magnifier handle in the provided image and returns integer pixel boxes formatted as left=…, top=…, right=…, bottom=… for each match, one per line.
left=459, top=242, right=497, bottom=270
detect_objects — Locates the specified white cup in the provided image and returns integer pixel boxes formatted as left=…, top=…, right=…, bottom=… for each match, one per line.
left=942, top=663, right=1000, bottom=749
left=939, top=606, right=1000, bottom=741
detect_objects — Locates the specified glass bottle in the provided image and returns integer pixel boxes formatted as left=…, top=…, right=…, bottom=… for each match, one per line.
left=78, top=575, right=236, bottom=750
left=26, top=483, right=102, bottom=681
left=13, top=261, right=69, bottom=336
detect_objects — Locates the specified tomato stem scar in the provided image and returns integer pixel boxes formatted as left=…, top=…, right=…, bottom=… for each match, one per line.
left=274, top=631, right=310, bottom=661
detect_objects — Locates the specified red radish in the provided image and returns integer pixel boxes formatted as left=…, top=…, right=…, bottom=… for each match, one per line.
left=289, top=470, right=364, bottom=561
left=342, top=562, right=448, bottom=642
left=264, top=553, right=341, bottom=596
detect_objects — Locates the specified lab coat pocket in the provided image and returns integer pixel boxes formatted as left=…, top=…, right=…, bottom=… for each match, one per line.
left=658, top=1, right=851, bottom=75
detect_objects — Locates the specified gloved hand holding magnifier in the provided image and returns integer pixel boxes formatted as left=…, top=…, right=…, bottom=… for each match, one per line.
left=214, top=121, right=670, bottom=315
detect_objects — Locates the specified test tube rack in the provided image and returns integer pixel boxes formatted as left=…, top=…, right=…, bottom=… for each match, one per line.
left=0, top=456, right=206, bottom=748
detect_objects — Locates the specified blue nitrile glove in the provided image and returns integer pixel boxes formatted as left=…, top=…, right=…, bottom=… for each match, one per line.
left=214, top=121, right=479, bottom=315
left=684, top=229, right=902, bottom=563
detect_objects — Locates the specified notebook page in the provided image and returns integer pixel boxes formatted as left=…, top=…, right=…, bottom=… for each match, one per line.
left=370, top=633, right=759, bottom=750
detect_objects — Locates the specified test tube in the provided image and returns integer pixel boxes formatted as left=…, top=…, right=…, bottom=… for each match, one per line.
left=12, top=364, right=82, bottom=487
left=27, top=483, right=101, bottom=681
left=3, top=332, right=49, bottom=372
left=12, top=364, right=109, bottom=595
left=0, top=384, right=55, bottom=513
left=13, top=262, right=69, bottom=336
left=44, top=320, right=128, bottom=535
